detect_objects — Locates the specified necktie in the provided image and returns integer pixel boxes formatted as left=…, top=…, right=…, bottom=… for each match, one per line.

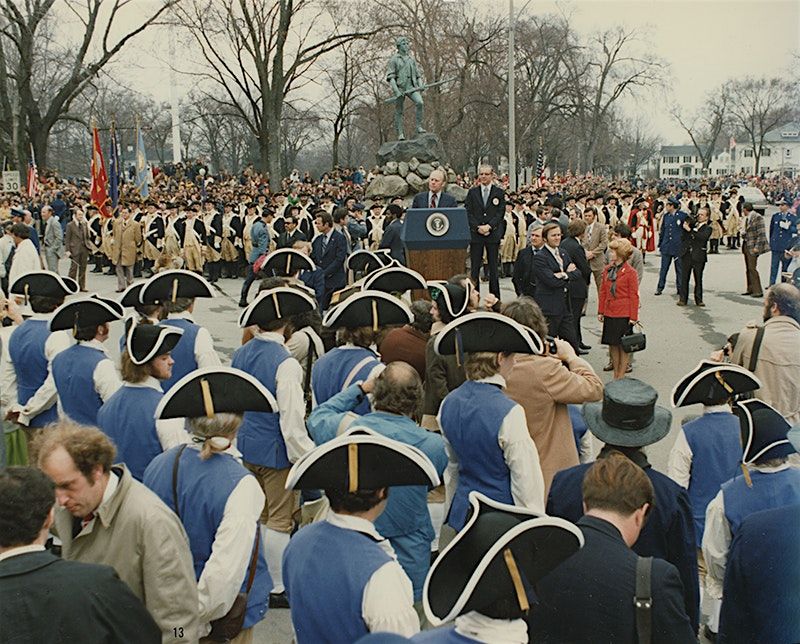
left=430, top=193, right=437, bottom=209
left=322, top=235, right=328, bottom=253
left=482, top=187, right=489, bottom=206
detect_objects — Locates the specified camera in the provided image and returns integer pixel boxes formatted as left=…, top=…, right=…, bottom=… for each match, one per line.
left=545, top=335, right=558, bottom=355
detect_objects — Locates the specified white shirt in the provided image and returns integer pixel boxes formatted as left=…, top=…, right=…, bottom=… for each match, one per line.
left=8, top=239, right=40, bottom=287
left=0, top=543, right=45, bottom=563
left=56, top=339, right=122, bottom=420
left=77, top=469, right=120, bottom=534
left=546, top=244, right=564, bottom=271
left=0, top=314, right=73, bottom=425
left=454, top=611, right=529, bottom=644
left=253, top=331, right=315, bottom=462
left=167, top=311, right=221, bottom=370
left=667, top=405, right=730, bottom=489
left=325, top=511, right=420, bottom=637
left=285, top=326, right=325, bottom=383
left=123, top=377, right=190, bottom=450
left=189, top=442, right=265, bottom=633
left=438, top=374, right=546, bottom=517
left=701, top=461, right=799, bottom=601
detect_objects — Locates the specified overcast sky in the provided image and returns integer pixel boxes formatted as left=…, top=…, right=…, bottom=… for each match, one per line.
left=117, top=0, right=799, bottom=145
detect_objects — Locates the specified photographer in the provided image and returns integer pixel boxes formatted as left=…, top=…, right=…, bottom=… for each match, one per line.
left=502, top=296, right=603, bottom=494
left=678, top=206, right=712, bottom=307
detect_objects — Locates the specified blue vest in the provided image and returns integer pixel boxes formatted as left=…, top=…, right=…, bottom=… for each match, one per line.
left=7, top=319, right=58, bottom=427
left=143, top=446, right=271, bottom=629
left=312, top=347, right=380, bottom=415
left=413, top=625, right=482, bottom=642
left=683, top=412, right=742, bottom=545
left=722, top=467, right=800, bottom=535
left=52, top=344, right=106, bottom=426
left=231, top=339, right=291, bottom=468
left=283, top=521, right=391, bottom=644
left=161, top=318, right=200, bottom=392
left=439, top=381, right=516, bottom=530
left=97, top=385, right=163, bottom=481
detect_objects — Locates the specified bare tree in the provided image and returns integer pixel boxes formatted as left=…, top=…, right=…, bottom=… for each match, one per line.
left=726, top=76, right=795, bottom=173
left=566, top=27, right=665, bottom=171
left=0, top=0, right=176, bottom=179
left=671, top=86, right=729, bottom=170
left=281, top=103, right=322, bottom=176
left=176, top=0, right=379, bottom=190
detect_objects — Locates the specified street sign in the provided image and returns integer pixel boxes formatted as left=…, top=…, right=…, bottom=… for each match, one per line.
left=2, top=170, right=20, bottom=193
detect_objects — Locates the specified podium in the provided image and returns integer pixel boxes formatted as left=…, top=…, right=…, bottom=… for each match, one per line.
left=401, top=207, right=470, bottom=294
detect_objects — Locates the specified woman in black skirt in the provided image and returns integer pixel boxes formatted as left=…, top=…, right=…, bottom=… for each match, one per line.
left=598, top=238, right=640, bottom=379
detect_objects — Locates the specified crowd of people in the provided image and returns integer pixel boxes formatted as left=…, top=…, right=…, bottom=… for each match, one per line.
left=0, top=164, right=799, bottom=644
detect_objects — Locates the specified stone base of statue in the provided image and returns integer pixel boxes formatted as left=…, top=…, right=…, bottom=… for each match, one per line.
left=366, top=133, right=467, bottom=202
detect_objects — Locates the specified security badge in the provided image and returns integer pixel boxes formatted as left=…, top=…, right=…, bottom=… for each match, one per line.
left=492, top=197, right=500, bottom=206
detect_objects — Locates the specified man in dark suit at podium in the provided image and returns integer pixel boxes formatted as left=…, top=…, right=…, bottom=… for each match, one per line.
left=411, top=169, right=457, bottom=209
left=311, top=211, right=347, bottom=309
left=465, top=164, right=505, bottom=299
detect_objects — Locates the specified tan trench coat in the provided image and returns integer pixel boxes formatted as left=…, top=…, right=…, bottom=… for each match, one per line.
left=112, top=217, right=143, bottom=266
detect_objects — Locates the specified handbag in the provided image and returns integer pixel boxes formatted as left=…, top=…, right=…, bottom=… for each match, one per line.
left=171, top=445, right=261, bottom=642
left=621, top=322, right=647, bottom=353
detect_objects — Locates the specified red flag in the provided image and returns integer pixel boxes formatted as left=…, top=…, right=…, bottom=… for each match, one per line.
left=90, top=126, right=111, bottom=218
left=27, top=144, right=37, bottom=198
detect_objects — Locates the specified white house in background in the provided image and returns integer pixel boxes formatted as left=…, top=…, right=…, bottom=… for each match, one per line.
left=660, top=123, right=800, bottom=180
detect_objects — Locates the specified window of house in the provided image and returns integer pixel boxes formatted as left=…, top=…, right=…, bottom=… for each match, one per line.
left=763, top=148, right=771, bottom=157
left=683, top=156, right=692, bottom=163
left=744, top=149, right=753, bottom=158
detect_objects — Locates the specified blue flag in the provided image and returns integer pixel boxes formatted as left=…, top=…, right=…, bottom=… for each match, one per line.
left=109, top=124, right=121, bottom=210
left=135, top=124, right=149, bottom=197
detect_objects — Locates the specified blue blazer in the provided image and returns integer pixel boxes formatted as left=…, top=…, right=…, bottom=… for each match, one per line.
left=533, top=246, right=572, bottom=317
left=379, top=219, right=406, bottom=265
left=311, top=229, right=347, bottom=291
left=411, top=191, right=457, bottom=209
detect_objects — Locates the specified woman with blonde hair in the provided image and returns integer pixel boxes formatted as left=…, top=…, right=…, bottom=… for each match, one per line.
left=598, top=238, right=640, bottom=379
left=143, top=366, right=277, bottom=642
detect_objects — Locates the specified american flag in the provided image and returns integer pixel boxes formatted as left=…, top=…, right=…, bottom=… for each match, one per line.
left=26, top=145, right=37, bottom=198
left=535, top=147, right=545, bottom=188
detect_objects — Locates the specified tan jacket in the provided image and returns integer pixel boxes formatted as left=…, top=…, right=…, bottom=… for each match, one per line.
left=582, top=222, right=608, bottom=272
left=505, top=353, right=604, bottom=496
left=731, top=315, right=800, bottom=424
left=54, top=465, right=199, bottom=643
left=112, top=217, right=143, bottom=266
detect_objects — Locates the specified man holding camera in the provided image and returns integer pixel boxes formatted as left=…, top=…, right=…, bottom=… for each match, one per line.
left=678, top=206, right=712, bottom=307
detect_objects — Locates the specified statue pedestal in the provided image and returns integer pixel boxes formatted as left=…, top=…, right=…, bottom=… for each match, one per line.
left=376, top=133, right=445, bottom=165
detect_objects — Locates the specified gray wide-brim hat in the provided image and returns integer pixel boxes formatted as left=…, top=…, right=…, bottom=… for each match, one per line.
left=583, top=378, right=672, bottom=447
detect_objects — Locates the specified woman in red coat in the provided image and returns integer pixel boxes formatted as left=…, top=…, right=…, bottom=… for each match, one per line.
left=598, top=238, right=640, bottom=379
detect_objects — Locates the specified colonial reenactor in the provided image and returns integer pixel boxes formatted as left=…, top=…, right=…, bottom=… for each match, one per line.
left=100, top=214, right=115, bottom=275
left=35, top=423, right=200, bottom=643
left=96, top=321, right=186, bottom=481
left=1, top=272, right=77, bottom=430
left=203, top=201, right=223, bottom=283
left=220, top=202, right=241, bottom=278
left=435, top=312, right=546, bottom=546
left=283, top=429, right=441, bottom=641
left=86, top=207, right=105, bottom=273
left=139, top=269, right=220, bottom=393
left=163, top=203, right=183, bottom=259
left=232, top=287, right=317, bottom=607
left=421, top=492, right=583, bottom=642
left=708, top=191, right=724, bottom=254
left=312, top=291, right=412, bottom=414
left=365, top=202, right=386, bottom=250
left=143, top=367, right=276, bottom=640
left=49, top=296, right=124, bottom=426
left=259, top=247, right=324, bottom=307
left=361, top=265, right=427, bottom=297
left=142, top=201, right=165, bottom=276
left=177, top=203, right=206, bottom=275
left=702, top=398, right=800, bottom=638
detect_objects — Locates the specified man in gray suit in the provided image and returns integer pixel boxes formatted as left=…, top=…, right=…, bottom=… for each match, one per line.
left=41, top=206, right=63, bottom=272
left=411, top=169, right=457, bottom=209
left=64, top=209, right=91, bottom=291
left=582, top=207, right=608, bottom=301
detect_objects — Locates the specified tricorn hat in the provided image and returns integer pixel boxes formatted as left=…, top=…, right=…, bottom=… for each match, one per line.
left=428, top=280, right=472, bottom=323
left=434, top=311, right=544, bottom=356
left=139, top=269, right=215, bottom=305
left=118, top=281, right=147, bottom=308
left=346, top=249, right=393, bottom=275
left=423, top=492, right=583, bottom=626
left=582, top=378, right=672, bottom=447
left=286, top=426, right=440, bottom=492
left=155, top=366, right=277, bottom=420
left=736, top=399, right=796, bottom=465
left=238, top=287, right=317, bottom=328
left=362, top=265, right=427, bottom=294
left=259, top=249, right=315, bottom=277
left=671, top=360, right=761, bottom=407
left=10, top=271, right=78, bottom=301
left=125, top=320, right=183, bottom=365
left=49, top=296, right=124, bottom=334
left=322, top=290, right=412, bottom=331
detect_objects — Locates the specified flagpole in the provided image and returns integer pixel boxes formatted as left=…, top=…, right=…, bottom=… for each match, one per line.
left=507, top=0, right=517, bottom=192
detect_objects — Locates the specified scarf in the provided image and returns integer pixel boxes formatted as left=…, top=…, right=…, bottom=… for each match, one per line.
left=607, top=262, right=622, bottom=298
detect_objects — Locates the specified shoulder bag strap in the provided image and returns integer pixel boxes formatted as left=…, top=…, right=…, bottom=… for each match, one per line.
left=244, top=527, right=260, bottom=595
left=300, top=330, right=316, bottom=396
left=634, top=556, right=653, bottom=644
left=748, top=325, right=765, bottom=373
left=343, top=356, right=375, bottom=390
left=171, top=444, right=189, bottom=520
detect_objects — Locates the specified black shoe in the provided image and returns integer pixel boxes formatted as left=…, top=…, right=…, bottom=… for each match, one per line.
left=577, top=348, right=590, bottom=356
left=696, top=301, right=706, bottom=307
left=654, top=290, right=663, bottom=295
left=740, top=292, right=751, bottom=296
left=269, top=592, right=290, bottom=609
left=677, top=300, right=687, bottom=306
left=703, top=626, right=717, bottom=643
left=238, top=300, right=248, bottom=308
left=579, top=343, right=592, bottom=350
left=750, top=293, right=763, bottom=298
